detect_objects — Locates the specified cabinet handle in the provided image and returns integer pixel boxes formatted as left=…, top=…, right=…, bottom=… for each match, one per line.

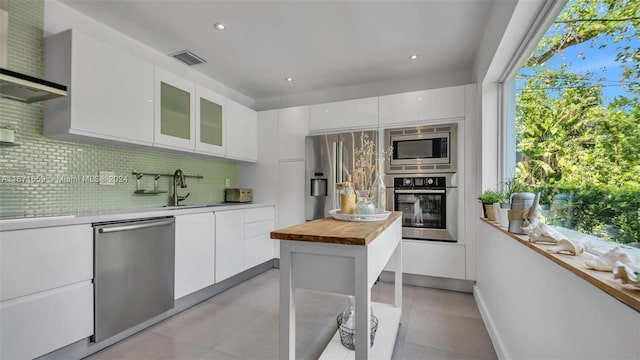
left=394, top=189, right=446, bottom=194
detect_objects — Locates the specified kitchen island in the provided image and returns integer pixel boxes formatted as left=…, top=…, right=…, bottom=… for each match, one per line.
left=271, top=212, right=402, bottom=360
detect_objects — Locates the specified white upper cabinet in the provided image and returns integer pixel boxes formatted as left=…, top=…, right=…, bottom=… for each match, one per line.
left=237, top=110, right=279, bottom=204
left=44, top=30, right=260, bottom=162
left=153, top=67, right=196, bottom=151
left=195, top=85, right=226, bottom=156
left=309, top=97, right=378, bottom=133
left=278, top=106, right=309, bottom=160
left=44, top=29, right=154, bottom=145
left=226, top=100, right=258, bottom=162
left=378, top=85, right=466, bottom=126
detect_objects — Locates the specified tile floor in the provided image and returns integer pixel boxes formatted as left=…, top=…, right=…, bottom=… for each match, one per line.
left=87, top=269, right=496, bottom=359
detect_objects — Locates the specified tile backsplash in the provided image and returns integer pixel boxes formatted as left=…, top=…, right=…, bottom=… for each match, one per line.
left=0, top=0, right=237, bottom=217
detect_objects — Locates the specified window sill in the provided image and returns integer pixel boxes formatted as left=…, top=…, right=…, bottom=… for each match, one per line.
left=480, top=218, right=640, bottom=312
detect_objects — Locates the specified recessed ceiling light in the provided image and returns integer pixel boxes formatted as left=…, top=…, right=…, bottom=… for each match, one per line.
left=285, top=77, right=294, bottom=82
left=409, top=54, right=419, bottom=60
left=214, top=23, right=226, bottom=30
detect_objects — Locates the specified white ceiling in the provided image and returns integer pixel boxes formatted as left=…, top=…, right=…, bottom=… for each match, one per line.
left=59, top=0, right=497, bottom=110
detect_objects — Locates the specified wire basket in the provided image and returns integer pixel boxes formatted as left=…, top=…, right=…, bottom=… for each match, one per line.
left=336, top=313, right=379, bottom=350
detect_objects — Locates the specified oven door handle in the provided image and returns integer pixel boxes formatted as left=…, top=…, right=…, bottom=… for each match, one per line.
left=394, top=189, right=446, bottom=194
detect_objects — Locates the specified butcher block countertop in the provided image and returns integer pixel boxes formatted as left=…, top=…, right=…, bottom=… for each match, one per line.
left=270, top=211, right=401, bottom=246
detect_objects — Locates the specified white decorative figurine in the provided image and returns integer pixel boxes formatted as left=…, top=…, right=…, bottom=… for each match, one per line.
left=584, top=247, right=632, bottom=272
left=547, top=238, right=586, bottom=256
left=522, top=192, right=570, bottom=245
left=613, top=261, right=640, bottom=288
left=527, top=223, right=568, bottom=244
left=521, top=192, right=586, bottom=255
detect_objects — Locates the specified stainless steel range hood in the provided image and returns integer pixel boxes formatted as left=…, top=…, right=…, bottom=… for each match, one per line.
left=0, top=1, right=67, bottom=103
left=0, top=67, right=67, bottom=103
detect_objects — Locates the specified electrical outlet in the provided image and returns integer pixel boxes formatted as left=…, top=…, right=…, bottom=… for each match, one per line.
left=225, top=178, right=231, bottom=188
left=99, top=171, right=115, bottom=185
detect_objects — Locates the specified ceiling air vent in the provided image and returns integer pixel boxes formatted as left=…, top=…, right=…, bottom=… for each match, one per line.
left=170, top=50, right=206, bottom=66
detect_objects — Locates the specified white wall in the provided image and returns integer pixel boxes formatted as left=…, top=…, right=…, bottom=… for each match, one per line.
left=475, top=222, right=640, bottom=359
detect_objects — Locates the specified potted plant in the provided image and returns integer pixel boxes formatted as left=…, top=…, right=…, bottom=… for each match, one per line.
left=478, top=189, right=503, bottom=221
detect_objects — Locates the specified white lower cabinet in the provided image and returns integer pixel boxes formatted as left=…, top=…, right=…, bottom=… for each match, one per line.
left=215, top=210, right=245, bottom=282
left=215, top=207, right=275, bottom=283
left=0, top=282, right=93, bottom=360
left=1, top=225, right=93, bottom=301
left=0, top=225, right=93, bottom=359
left=175, top=213, right=215, bottom=299
left=386, top=240, right=466, bottom=280
left=243, top=207, right=275, bottom=269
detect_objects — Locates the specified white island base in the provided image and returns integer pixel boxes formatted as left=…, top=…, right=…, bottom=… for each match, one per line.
left=271, top=213, right=403, bottom=360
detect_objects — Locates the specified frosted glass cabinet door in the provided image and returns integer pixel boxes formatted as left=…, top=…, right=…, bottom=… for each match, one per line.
left=154, top=67, right=196, bottom=151
left=195, top=85, right=226, bottom=156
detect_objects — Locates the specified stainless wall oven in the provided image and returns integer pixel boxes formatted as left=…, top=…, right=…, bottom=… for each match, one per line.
left=385, top=124, right=457, bottom=173
left=385, top=173, right=458, bottom=242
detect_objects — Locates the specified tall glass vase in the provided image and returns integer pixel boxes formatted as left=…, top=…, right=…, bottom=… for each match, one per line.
left=371, top=164, right=386, bottom=211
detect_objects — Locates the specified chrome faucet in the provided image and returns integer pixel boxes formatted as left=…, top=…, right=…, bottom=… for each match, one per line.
left=171, top=169, right=190, bottom=206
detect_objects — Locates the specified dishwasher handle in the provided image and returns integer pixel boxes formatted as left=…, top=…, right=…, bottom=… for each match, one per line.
left=98, top=219, right=174, bottom=234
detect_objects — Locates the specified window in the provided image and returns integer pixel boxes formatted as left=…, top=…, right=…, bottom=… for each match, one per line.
left=510, top=0, right=639, bottom=247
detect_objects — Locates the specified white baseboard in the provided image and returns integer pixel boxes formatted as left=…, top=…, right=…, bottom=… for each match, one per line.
left=473, top=284, right=510, bottom=360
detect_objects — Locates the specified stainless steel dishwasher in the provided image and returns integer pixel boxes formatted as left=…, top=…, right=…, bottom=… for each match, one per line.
left=93, top=217, right=175, bottom=343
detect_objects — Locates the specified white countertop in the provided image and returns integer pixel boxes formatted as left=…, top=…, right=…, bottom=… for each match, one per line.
left=0, top=203, right=275, bottom=231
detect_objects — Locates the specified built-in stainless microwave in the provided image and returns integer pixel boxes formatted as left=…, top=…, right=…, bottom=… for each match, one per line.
left=384, top=124, right=457, bottom=174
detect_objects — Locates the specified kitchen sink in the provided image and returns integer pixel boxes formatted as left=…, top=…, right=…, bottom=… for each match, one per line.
left=162, top=204, right=207, bottom=209
left=162, top=203, right=235, bottom=210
